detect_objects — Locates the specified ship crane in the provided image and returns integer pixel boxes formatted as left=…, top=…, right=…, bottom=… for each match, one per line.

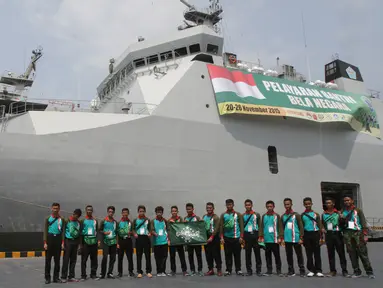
left=178, top=0, right=223, bottom=31
left=0, top=46, right=43, bottom=91
left=22, top=46, right=43, bottom=80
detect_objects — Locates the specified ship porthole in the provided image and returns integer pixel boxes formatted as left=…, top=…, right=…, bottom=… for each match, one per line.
left=206, top=104, right=209, bottom=108
left=201, top=75, right=205, bottom=79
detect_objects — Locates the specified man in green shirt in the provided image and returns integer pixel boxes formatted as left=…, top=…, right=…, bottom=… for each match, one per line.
left=321, top=197, right=348, bottom=277
left=80, top=205, right=100, bottom=281
left=61, top=208, right=82, bottom=283
left=203, top=202, right=222, bottom=276
left=341, top=196, right=375, bottom=279
left=44, top=202, right=65, bottom=284
left=168, top=206, right=188, bottom=276
left=243, top=199, right=262, bottom=276
left=220, top=199, right=244, bottom=276
left=184, top=203, right=203, bottom=276
left=117, top=208, right=134, bottom=278
left=99, top=206, right=118, bottom=279
left=258, top=200, right=283, bottom=276
left=151, top=206, right=169, bottom=277
left=133, top=205, right=152, bottom=278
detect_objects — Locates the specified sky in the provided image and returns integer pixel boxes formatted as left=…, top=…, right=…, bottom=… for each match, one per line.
left=0, top=0, right=382, bottom=102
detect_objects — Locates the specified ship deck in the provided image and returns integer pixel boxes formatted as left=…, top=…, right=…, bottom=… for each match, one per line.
left=0, top=243, right=381, bottom=288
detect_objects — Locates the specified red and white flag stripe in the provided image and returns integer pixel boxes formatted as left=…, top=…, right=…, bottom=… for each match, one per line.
left=207, top=64, right=266, bottom=100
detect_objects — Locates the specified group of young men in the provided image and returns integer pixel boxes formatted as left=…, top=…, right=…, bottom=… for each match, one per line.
left=43, top=195, right=375, bottom=284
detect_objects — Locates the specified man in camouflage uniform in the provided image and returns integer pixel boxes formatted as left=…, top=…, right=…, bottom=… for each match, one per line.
left=341, top=196, right=375, bottom=279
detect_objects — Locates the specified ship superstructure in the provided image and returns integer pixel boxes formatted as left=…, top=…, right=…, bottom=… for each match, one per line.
left=0, top=0, right=382, bottom=252
left=0, top=46, right=47, bottom=119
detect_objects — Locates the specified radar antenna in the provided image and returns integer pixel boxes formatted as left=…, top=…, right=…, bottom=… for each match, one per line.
left=178, top=0, right=223, bottom=32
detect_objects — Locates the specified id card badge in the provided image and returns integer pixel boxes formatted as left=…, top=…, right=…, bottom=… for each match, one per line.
left=87, top=227, right=92, bottom=236
left=247, top=226, right=253, bottom=232
left=107, top=232, right=113, bottom=238
left=268, top=226, right=274, bottom=233
left=327, top=223, right=333, bottom=231
left=348, top=221, right=355, bottom=229
left=159, top=229, right=164, bottom=236
left=139, top=227, right=145, bottom=235
left=287, top=222, right=293, bottom=229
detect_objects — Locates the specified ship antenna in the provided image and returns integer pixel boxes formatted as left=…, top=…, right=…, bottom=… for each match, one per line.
left=301, top=11, right=312, bottom=83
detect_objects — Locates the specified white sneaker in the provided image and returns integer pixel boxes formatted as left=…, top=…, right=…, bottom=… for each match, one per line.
left=316, top=272, right=324, bottom=277
left=307, top=272, right=315, bottom=277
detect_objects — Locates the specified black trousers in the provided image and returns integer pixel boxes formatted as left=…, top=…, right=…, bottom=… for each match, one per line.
left=101, top=244, right=117, bottom=276
left=169, top=245, right=187, bottom=273
left=223, top=237, right=241, bottom=273
left=187, top=245, right=203, bottom=272
left=61, top=239, right=79, bottom=279
left=244, top=232, right=261, bottom=273
left=303, top=231, right=322, bottom=273
left=81, top=243, right=98, bottom=278
left=154, top=244, right=168, bottom=274
left=204, top=235, right=222, bottom=271
left=118, top=238, right=134, bottom=274
left=265, top=243, right=282, bottom=273
left=45, top=234, right=62, bottom=281
left=285, top=242, right=305, bottom=274
left=325, top=231, right=347, bottom=273
left=136, top=235, right=152, bottom=274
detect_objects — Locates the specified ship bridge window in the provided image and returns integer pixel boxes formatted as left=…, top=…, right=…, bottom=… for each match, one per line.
left=207, top=44, right=219, bottom=55
left=268, top=146, right=278, bottom=174
left=189, top=44, right=201, bottom=54
left=191, top=53, right=214, bottom=64
left=174, top=47, right=188, bottom=58
left=160, top=51, right=173, bottom=61
left=133, top=58, right=145, bottom=68
left=147, top=54, right=159, bottom=65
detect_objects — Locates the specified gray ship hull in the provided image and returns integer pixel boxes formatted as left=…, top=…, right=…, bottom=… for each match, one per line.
left=1, top=114, right=383, bottom=232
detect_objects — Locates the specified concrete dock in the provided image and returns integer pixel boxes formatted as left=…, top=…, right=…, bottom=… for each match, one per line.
left=0, top=243, right=381, bottom=288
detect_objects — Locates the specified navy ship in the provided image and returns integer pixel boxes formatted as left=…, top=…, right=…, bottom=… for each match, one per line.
left=0, top=0, right=382, bottom=252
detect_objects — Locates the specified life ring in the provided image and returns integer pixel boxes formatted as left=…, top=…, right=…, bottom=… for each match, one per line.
left=228, top=54, right=237, bottom=64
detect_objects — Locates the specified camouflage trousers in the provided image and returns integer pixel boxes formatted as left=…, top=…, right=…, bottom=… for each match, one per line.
left=343, top=230, right=373, bottom=274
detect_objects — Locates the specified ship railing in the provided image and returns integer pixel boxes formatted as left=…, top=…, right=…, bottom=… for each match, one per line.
left=0, top=105, right=6, bottom=132
left=365, top=217, right=383, bottom=238
left=229, top=59, right=265, bottom=71
left=225, top=60, right=307, bottom=83
left=0, top=105, right=5, bottom=119
left=366, top=217, right=383, bottom=229
left=6, top=98, right=158, bottom=116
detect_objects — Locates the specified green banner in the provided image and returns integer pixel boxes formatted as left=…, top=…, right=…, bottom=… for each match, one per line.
left=207, top=64, right=380, bottom=138
left=168, top=222, right=207, bottom=246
